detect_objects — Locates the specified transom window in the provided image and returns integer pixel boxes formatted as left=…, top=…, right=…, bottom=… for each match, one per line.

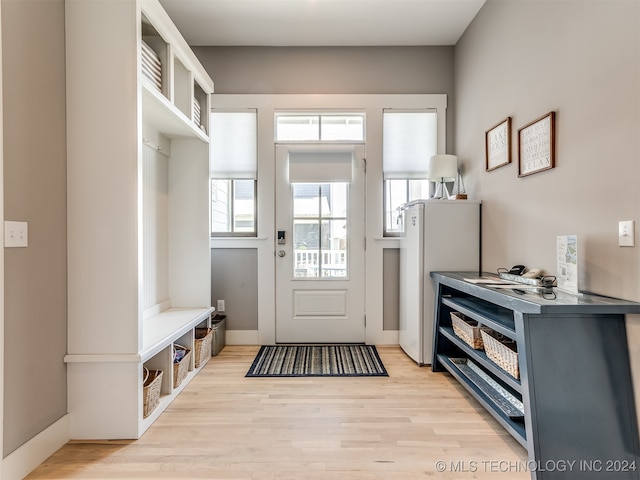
left=276, top=113, right=365, bottom=142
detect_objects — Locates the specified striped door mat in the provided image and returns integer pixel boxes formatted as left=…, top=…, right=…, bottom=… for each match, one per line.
left=246, top=345, right=388, bottom=377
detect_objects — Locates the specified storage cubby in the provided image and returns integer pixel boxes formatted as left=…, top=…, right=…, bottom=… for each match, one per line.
left=65, top=0, right=214, bottom=440
left=141, top=13, right=168, bottom=98
left=144, top=346, right=173, bottom=397
left=173, top=55, right=192, bottom=119
left=432, top=272, right=640, bottom=480
left=193, top=80, right=208, bottom=133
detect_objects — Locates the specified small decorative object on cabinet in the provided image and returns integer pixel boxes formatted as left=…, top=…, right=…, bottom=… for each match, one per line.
left=65, top=0, right=214, bottom=440
left=427, top=154, right=458, bottom=199
left=431, top=272, right=640, bottom=480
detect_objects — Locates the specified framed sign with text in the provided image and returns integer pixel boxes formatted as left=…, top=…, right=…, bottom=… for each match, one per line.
left=518, top=111, right=556, bottom=177
left=485, top=117, right=511, bottom=171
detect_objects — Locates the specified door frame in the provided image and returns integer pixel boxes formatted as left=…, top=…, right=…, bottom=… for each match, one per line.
left=274, top=143, right=366, bottom=343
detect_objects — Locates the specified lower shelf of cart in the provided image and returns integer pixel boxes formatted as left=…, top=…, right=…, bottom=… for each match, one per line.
left=437, top=354, right=527, bottom=449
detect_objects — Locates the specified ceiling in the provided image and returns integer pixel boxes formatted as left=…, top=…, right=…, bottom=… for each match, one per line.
left=158, top=0, right=486, bottom=47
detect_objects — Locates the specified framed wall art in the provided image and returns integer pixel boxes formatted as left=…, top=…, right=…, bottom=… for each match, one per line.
left=518, top=111, right=556, bottom=177
left=485, top=117, right=511, bottom=171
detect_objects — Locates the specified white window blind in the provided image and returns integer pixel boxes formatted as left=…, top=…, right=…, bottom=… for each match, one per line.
left=383, top=110, right=437, bottom=179
left=288, top=147, right=353, bottom=183
left=211, top=110, right=257, bottom=179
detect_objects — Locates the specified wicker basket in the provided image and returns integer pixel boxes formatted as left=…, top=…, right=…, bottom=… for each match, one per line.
left=142, top=367, right=163, bottom=418
left=173, top=344, right=191, bottom=388
left=194, top=328, right=213, bottom=368
left=451, top=311, right=491, bottom=349
left=480, top=329, right=520, bottom=379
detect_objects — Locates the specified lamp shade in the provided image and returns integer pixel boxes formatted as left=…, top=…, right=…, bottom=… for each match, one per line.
left=427, top=154, right=458, bottom=181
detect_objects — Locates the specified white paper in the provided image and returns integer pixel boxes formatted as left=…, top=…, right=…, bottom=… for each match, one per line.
left=557, top=235, right=578, bottom=294
left=464, top=277, right=512, bottom=284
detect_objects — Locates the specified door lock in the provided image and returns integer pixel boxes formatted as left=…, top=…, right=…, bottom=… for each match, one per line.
left=278, top=250, right=286, bottom=257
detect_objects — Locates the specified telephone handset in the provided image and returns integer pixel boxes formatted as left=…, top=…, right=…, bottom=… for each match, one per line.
left=508, top=265, right=526, bottom=275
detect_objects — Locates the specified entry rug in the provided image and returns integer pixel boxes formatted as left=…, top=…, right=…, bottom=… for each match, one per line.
left=246, top=345, right=388, bottom=377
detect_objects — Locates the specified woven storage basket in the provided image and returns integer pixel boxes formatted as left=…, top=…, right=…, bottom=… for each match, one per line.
left=480, top=329, right=519, bottom=379
left=194, top=328, right=213, bottom=368
left=173, top=345, right=191, bottom=388
left=450, top=311, right=491, bottom=349
left=142, top=367, right=163, bottom=418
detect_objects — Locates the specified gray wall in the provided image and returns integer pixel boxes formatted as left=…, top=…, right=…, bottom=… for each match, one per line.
left=194, top=46, right=456, bottom=152
left=455, top=0, right=640, bottom=300
left=211, top=249, right=259, bottom=330
left=196, top=46, right=455, bottom=332
left=455, top=0, right=640, bottom=438
left=382, top=249, right=400, bottom=331
left=2, top=0, right=67, bottom=456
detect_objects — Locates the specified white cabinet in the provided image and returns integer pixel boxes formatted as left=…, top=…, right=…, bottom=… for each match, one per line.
left=65, top=0, right=214, bottom=439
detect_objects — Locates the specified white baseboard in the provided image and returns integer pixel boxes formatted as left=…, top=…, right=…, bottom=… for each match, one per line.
left=2, top=414, right=70, bottom=480
left=225, top=329, right=259, bottom=345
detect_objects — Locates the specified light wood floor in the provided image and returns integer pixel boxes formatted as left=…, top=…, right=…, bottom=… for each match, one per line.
left=27, top=346, right=528, bottom=479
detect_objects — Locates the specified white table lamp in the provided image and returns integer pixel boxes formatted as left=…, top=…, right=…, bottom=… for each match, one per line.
left=427, top=154, right=458, bottom=199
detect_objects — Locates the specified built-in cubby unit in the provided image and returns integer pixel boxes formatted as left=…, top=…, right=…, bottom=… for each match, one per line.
left=432, top=272, right=640, bottom=480
left=65, top=0, right=214, bottom=439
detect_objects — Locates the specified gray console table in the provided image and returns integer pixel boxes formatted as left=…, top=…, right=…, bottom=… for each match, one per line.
left=431, top=271, right=640, bottom=480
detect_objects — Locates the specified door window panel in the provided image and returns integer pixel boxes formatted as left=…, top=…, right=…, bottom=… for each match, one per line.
left=292, top=183, right=348, bottom=279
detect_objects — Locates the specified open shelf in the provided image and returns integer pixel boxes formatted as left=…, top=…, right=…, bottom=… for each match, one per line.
left=441, top=296, right=516, bottom=338
left=142, top=84, right=209, bottom=141
left=438, top=354, right=527, bottom=448
left=439, top=325, right=522, bottom=392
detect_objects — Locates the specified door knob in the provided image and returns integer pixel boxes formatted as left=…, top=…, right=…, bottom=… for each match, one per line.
left=278, top=250, right=286, bottom=257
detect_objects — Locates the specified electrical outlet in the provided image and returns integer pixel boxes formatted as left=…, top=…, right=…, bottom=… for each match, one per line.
left=5, top=221, right=28, bottom=248
left=619, top=220, right=635, bottom=247
left=217, top=299, right=225, bottom=312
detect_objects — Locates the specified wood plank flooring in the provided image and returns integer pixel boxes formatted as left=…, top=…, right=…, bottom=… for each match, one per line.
left=27, top=346, right=528, bottom=479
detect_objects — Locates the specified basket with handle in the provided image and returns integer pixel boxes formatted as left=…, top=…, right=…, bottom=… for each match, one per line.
left=194, top=328, right=213, bottom=368
left=480, top=329, right=519, bottom=379
left=172, top=344, right=191, bottom=388
left=142, top=367, right=163, bottom=418
left=450, top=311, right=491, bottom=349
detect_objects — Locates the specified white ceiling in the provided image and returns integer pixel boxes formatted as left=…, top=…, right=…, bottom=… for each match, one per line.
left=158, top=0, right=486, bottom=47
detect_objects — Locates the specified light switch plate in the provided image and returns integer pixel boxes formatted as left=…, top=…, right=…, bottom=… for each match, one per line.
left=619, top=220, right=635, bottom=247
left=5, top=221, right=28, bottom=248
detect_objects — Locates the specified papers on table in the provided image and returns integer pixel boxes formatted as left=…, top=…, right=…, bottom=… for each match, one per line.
left=464, top=277, right=514, bottom=285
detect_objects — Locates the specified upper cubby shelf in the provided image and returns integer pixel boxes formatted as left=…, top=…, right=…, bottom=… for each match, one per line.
left=142, top=83, right=209, bottom=141
left=140, top=2, right=213, bottom=140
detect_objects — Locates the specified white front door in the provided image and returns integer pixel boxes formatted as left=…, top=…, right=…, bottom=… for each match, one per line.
left=275, top=144, right=366, bottom=343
